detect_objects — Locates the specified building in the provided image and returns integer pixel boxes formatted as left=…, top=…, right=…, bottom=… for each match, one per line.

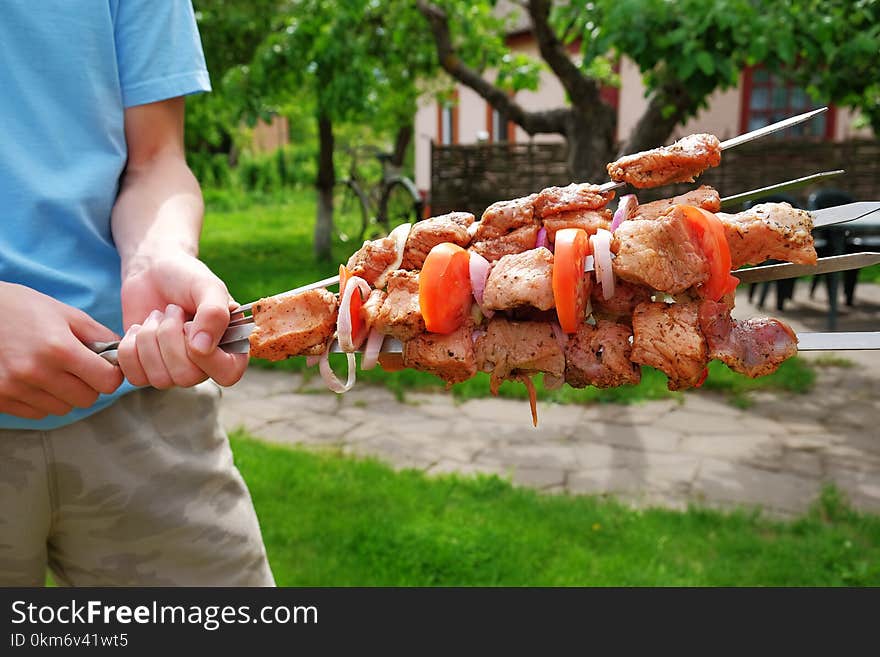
left=412, top=5, right=871, bottom=200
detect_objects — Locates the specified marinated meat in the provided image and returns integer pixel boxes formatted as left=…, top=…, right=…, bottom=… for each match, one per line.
left=533, top=183, right=615, bottom=218
left=542, top=209, right=612, bottom=243
left=719, top=202, right=817, bottom=268
left=699, top=300, right=798, bottom=377
left=631, top=301, right=708, bottom=390
left=472, top=194, right=537, bottom=241
left=565, top=320, right=641, bottom=388
left=470, top=224, right=540, bottom=262
left=401, top=212, right=474, bottom=270
left=403, top=322, right=477, bottom=385
left=612, top=208, right=709, bottom=294
left=607, top=133, right=722, bottom=189
left=637, top=185, right=722, bottom=220
left=474, top=318, right=565, bottom=394
left=482, top=247, right=555, bottom=312
left=249, top=289, right=338, bottom=362
left=361, top=288, right=386, bottom=331
left=346, top=236, right=399, bottom=286
left=591, top=278, right=653, bottom=324
left=371, top=270, right=425, bottom=340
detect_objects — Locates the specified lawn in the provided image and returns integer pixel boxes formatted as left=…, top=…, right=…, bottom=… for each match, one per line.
left=199, top=189, right=818, bottom=407
left=233, top=432, right=880, bottom=586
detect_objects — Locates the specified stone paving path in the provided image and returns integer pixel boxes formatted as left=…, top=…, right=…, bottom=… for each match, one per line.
left=221, top=283, right=880, bottom=518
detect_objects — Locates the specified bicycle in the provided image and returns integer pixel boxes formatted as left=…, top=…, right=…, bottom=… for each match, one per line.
left=333, top=147, right=425, bottom=245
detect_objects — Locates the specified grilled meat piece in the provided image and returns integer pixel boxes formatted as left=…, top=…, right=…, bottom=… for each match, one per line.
left=361, top=288, right=386, bottom=332
left=591, top=278, right=653, bottom=324
left=472, top=194, right=537, bottom=241
left=699, top=300, right=798, bottom=377
left=403, top=322, right=477, bottom=385
left=631, top=301, right=708, bottom=390
left=543, top=209, right=612, bottom=243
left=346, top=236, right=400, bottom=287
left=533, top=183, right=615, bottom=218
left=471, top=224, right=540, bottom=262
left=719, top=202, right=817, bottom=268
left=612, top=207, right=709, bottom=294
left=637, top=185, right=721, bottom=220
left=565, top=320, right=641, bottom=388
left=371, top=270, right=425, bottom=340
left=474, top=318, right=565, bottom=394
left=482, top=247, right=555, bottom=312
left=249, top=289, right=338, bottom=362
left=401, top=212, right=474, bottom=270
left=607, top=134, right=722, bottom=189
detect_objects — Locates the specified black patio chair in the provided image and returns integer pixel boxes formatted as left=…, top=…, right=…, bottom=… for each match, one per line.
left=744, top=193, right=800, bottom=310
left=808, top=188, right=858, bottom=306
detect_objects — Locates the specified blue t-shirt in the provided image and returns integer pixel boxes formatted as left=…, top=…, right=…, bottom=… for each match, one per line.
left=0, top=1, right=211, bottom=430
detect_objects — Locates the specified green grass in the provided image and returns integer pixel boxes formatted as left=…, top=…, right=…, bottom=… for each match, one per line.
left=200, top=191, right=816, bottom=406
left=859, top=263, right=880, bottom=284
left=231, top=432, right=880, bottom=586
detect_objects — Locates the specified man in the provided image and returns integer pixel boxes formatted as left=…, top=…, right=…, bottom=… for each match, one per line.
left=0, top=1, right=274, bottom=585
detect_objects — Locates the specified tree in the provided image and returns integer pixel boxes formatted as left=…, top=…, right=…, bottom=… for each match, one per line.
left=230, top=0, right=438, bottom=260
left=417, top=0, right=879, bottom=182
left=188, top=0, right=284, bottom=157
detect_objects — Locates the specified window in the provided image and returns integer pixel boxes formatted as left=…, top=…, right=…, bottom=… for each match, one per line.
left=489, top=107, right=513, bottom=143
left=437, top=93, right=458, bottom=146
left=741, top=66, right=835, bottom=139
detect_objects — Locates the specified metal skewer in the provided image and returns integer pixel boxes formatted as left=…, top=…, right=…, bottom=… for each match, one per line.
left=599, top=107, right=829, bottom=193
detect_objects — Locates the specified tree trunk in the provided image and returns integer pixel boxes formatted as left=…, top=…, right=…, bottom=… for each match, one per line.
left=391, top=124, right=412, bottom=168
left=564, top=109, right=616, bottom=182
left=314, top=112, right=335, bottom=262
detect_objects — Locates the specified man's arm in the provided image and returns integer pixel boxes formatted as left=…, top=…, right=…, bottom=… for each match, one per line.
left=112, top=97, right=247, bottom=388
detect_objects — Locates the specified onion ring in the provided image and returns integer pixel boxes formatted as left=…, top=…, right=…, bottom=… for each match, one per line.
left=374, top=223, right=412, bottom=288
left=336, top=275, right=371, bottom=352
left=590, top=228, right=615, bottom=300
left=360, top=327, right=384, bottom=370
left=535, top=227, right=549, bottom=249
left=469, top=251, right=491, bottom=308
left=319, top=341, right=357, bottom=393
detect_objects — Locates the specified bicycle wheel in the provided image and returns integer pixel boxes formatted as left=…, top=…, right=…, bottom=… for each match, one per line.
left=378, top=178, right=423, bottom=236
left=333, top=180, right=369, bottom=244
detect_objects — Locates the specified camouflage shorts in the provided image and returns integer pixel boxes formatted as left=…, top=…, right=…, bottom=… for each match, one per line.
left=0, top=382, right=274, bottom=586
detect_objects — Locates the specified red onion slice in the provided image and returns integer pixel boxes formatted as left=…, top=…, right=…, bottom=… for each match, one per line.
left=305, top=354, right=322, bottom=368
left=319, top=342, right=357, bottom=393
left=610, top=194, right=638, bottom=232
left=469, top=251, right=491, bottom=307
left=590, top=228, right=615, bottom=300
left=336, top=275, right=371, bottom=352
left=360, top=327, right=384, bottom=370
left=535, top=227, right=549, bottom=249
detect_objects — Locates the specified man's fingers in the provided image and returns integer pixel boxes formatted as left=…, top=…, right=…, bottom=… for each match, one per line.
left=3, top=384, right=73, bottom=417
left=189, top=283, right=233, bottom=356
left=134, top=310, right=174, bottom=389
left=184, top=322, right=248, bottom=387
left=157, top=305, right=207, bottom=387
left=66, top=306, right=120, bottom=344
left=65, top=337, right=124, bottom=395
left=0, top=397, right=47, bottom=420
left=117, top=324, right=148, bottom=387
left=42, top=372, right=101, bottom=409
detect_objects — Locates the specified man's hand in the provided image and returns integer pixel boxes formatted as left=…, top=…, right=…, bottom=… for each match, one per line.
left=110, top=97, right=247, bottom=391
left=0, top=283, right=124, bottom=419
left=116, top=254, right=247, bottom=389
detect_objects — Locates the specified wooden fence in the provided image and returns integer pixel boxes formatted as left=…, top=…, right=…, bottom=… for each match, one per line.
left=430, top=139, right=880, bottom=217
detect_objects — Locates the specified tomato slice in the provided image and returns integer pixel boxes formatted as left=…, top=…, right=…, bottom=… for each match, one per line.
left=677, top=205, right=739, bottom=302
left=339, top=264, right=366, bottom=347
left=552, top=228, right=592, bottom=333
left=419, top=242, right=473, bottom=334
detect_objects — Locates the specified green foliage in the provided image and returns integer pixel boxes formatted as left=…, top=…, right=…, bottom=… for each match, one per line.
left=231, top=433, right=880, bottom=586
